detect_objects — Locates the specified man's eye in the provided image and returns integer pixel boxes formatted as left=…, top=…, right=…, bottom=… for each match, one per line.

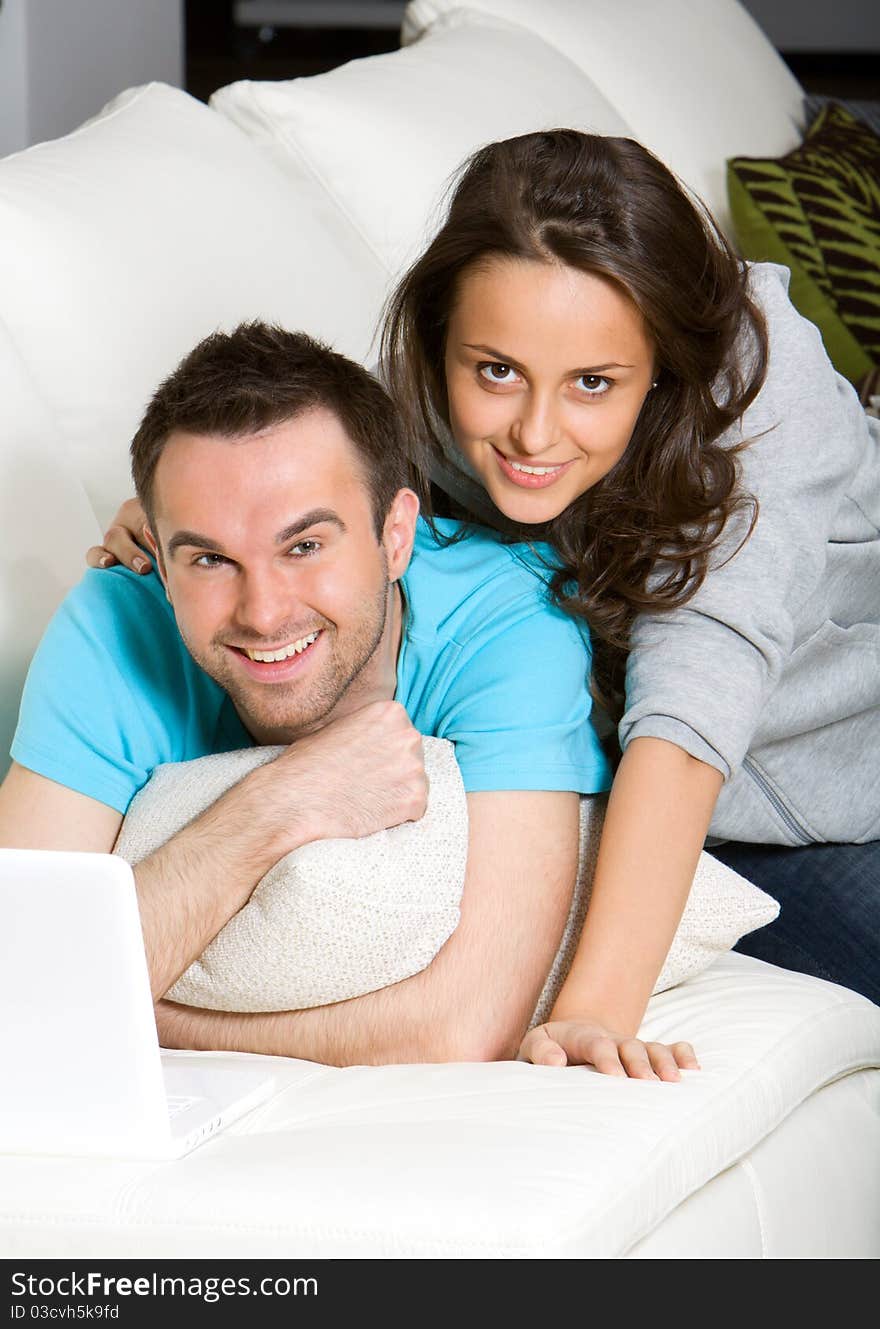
left=290, top=540, right=320, bottom=557
left=478, top=362, right=519, bottom=385
left=193, top=553, right=227, bottom=568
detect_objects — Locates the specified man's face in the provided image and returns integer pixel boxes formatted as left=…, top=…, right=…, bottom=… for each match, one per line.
left=145, top=409, right=417, bottom=744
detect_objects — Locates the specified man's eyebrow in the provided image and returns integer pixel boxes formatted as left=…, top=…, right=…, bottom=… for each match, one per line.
left=275, top=509, right=347, bottom=545
left=462, top=343, right=634, bottom=373
left=166, top=509, right=347, bottom=558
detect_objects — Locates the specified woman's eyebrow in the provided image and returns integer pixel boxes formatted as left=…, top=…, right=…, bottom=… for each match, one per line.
left=462, top=343, right=634, bottom=373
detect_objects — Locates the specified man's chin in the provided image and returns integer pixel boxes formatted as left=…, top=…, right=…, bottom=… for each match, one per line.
left=228, top=690, right=337, bottom=746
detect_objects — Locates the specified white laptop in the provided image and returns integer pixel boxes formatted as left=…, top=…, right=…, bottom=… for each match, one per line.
left=0, top=847, right=277, bottom=1159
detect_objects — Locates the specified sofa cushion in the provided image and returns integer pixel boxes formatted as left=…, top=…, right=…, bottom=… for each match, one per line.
left=728, top=102, right=880, bottom=385
left=113, top=743, right=778, bottom=1014
left=211, top=12, right=629, bottom=278
left=0, top=82, right=388, bottom=530
left=403, top=0, right=806, bottom=238
left=2, top=956, right=878, bottom=1257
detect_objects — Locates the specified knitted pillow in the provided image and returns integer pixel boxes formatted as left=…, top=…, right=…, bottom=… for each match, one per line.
left=727, top=101, right=880, bottom=385
left=115, top=738, right=468, bottom=1011
left=114, top=744, right=779, bottom=1016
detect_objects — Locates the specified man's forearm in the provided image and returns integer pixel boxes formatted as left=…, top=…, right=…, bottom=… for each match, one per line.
left=157, top=969, right=470, bottom=1066
left=135, top=758, right=313, bottom=1000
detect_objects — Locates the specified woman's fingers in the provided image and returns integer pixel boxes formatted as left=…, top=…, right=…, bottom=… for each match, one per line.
left=670, top=1041, right=701, bottom=1070
left=520, top=1021, right=701, bottom=1080
left=86, top=545, right=118, bottom=569
left=100, top=522, right=153, bottom=572
left=519, top=1025, right=568, bottom=1067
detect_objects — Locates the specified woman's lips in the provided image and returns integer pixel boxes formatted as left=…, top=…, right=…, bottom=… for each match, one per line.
left=491, top=445, right=577, bottom=489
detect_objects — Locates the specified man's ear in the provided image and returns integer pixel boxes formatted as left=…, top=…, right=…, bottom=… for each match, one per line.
left=142, top=525, right=171, bottom=602
left=382, top=488, right=420, bottom=583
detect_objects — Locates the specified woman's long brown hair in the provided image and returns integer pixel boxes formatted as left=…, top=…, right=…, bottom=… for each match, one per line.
left=380, top=130, right=768, bottom=718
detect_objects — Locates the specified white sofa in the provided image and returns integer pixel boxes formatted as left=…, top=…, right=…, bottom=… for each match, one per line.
left=1, top=0, right=878, bottom=1258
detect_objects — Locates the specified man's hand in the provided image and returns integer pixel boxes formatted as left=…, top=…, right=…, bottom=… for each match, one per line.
left=266, top=700, right=428, bottom=849
left=518, top=1019, right=700, bottom=1081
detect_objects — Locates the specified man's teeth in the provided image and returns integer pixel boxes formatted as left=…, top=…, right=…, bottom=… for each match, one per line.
left=245, top=632, right=319, bottom=662
left=508, top=460, right=562, bottom=475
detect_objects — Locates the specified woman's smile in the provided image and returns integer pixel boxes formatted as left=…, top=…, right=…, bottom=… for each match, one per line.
left=490, top=445, right=580, bottom=488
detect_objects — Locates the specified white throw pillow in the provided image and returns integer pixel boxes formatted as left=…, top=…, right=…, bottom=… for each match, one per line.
left=114, top=743, right=778, bottom=1017
left=211, top=12, right=629, bottom=279
left=403, top=0, right=806, bottom=238
left=115, top=738, right=469, bottom=1011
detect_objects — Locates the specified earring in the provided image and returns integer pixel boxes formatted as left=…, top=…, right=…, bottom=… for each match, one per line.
left=651, top=379, right=658, bottom=389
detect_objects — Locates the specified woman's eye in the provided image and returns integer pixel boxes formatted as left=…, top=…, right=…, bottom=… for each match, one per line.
left=575, top=374, right=611, bottom=396
left=478, top=362, right=519, bottom=385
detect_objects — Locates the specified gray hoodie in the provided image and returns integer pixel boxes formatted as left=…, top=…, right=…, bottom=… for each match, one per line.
left=620, top=263, right=880, bottom=845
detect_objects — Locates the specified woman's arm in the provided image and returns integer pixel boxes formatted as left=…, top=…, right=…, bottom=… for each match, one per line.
left=519, top=736, right=720, bottom=1074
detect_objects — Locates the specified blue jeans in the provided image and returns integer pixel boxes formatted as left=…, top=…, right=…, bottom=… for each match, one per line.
left=709, top=839, right=880, bottom=1007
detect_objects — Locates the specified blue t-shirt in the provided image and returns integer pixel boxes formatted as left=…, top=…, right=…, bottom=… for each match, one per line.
left=12, top=518, right=611, bottom=812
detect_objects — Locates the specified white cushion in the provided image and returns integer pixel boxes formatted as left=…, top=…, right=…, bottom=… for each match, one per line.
left=0, top=320, right=101, bottom=779
left=403, top=0, right=807, bottom=236
left=113, top=743, right=777, bottom=1014
left=0, top=83, right=388, bottom=531
left=211, top=12, right=629, bottom=279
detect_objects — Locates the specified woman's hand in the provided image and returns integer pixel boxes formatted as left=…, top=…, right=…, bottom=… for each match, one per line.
left=86, top=497, right=153, bottom=574
left=518, top=1019, right=700, bottom=1080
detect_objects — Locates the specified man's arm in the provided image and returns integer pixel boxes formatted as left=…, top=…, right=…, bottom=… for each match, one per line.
left=156, top=788, right=579, bottom=1064
left=0, top=763, right=123, bottom=851
left=0, top=701, right=428, bottom=1002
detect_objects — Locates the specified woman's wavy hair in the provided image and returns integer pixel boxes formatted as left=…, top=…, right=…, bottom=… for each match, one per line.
left=380, top=130, right=768, bottom=717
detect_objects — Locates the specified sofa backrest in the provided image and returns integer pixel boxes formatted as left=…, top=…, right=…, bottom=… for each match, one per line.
left=211, top=10, right=629, bottom=279
left=403, top=0, right=806, bottom=237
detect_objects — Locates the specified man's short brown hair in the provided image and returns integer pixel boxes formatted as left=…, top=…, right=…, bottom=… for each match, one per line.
left=131, top=322, right=411, bottom=535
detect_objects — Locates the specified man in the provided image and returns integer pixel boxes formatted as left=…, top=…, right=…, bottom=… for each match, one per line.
left=0, top=323, right=610, bottom=1064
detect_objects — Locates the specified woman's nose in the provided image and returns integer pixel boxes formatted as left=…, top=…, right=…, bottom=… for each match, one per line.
left=509, top=393, right=559, bottom=456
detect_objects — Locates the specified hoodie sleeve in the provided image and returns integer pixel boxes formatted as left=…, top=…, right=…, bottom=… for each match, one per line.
left=619, top=262, right=874, bottom=778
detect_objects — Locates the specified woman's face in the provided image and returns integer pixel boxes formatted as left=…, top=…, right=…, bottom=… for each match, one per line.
left=444, top=256, right=656, bottom=524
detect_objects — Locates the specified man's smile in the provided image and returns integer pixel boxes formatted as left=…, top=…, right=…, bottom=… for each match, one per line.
left=225, top=629, right=324, bottom=682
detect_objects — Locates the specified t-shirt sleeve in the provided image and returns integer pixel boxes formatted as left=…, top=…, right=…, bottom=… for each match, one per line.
left=430, top=594, right=612, bottom=795
left=10, top=569, right=199, bottom=813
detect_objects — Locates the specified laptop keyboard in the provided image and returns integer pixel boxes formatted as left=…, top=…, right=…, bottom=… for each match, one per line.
left=166, top=1094, right=201, bottom=1120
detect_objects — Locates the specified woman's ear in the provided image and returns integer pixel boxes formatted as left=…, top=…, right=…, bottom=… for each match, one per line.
left=382, top=488, right=421, bottom=583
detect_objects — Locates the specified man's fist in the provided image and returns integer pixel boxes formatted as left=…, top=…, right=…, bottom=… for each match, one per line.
left=269, top=700, right=429, bottom=847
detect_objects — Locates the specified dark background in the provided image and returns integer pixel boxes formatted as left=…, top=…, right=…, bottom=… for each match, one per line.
left=183, top=0, right=880, bottom=105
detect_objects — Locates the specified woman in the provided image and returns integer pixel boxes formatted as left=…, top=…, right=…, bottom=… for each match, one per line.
left=92, top=130, right=880, bottom=1067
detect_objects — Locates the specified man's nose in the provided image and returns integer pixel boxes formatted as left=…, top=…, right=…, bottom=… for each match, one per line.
left=235, top=566, right=298, bottom=639
left=509, top=391, right=560, bottom=456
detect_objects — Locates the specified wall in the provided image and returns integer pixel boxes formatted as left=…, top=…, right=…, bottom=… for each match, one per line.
left=0, top=0, right=184, bottom=157
left=741, top=0, right=880, bottom=52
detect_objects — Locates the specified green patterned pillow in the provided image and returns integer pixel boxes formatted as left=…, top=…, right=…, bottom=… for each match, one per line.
left=727, top=102, right=880, bottom=384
